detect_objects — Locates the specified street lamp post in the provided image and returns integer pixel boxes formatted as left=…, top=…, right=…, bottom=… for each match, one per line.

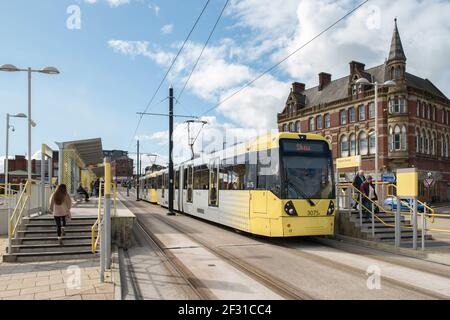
left=0, top=64, right=60, bottom=184
left=356, top=78, right=396, bottom=195
left=5, top=113, right=27, bottom=253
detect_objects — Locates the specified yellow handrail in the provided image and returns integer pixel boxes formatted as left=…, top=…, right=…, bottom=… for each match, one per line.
left=386, top=183, right=436, bottom=223
left=91, top=181, right=103, bottom=253
left=338, top=183, right=450, bottom=234
left=9, top=180, right=31, bottom=242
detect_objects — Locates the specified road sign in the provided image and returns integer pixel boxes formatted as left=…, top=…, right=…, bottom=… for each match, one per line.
left=382, top=174, right=396, bottom=183
left=424, top=178, right=435, bottom=188
left=336, top=155, right=361, bottom=169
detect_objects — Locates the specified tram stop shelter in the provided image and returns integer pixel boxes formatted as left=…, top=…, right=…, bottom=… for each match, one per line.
left=56, top=138, right=103, bottom=195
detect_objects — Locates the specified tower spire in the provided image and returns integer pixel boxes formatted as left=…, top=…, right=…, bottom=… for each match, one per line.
left=388, top=18, right=406, bottom=62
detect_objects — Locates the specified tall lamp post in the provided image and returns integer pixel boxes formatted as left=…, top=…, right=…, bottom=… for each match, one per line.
left=355, top=78, right=396, bottom=193
left=0, top=64, right=60, bottom=184
left=5, top=113, right=27, bottom=253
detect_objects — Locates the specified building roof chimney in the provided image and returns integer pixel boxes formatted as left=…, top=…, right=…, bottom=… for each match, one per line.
left=318, top=72, right=332, bottom=91
left=292, top=82, right=305, bottom=94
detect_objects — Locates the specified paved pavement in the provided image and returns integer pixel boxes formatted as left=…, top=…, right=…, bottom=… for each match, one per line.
left=0, top=197, right=116, bottom=300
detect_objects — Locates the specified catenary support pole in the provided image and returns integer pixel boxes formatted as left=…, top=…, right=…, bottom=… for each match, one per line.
left=168, top=86, right=175, bottom=215
left=136, top=139, right=140, bottom=201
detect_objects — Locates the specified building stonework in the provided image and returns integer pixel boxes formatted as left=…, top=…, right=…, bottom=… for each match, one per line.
left=277, top=20, right=450, bottom=202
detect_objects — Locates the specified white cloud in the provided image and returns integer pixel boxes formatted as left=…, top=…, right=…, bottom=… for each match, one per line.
left=144, top=116, right=271, bottom=164
left=160, top=24, right=174, bottom=35
left=84, top=0, right=130, bottom=7
left=109, top=0, right=450, bottom=141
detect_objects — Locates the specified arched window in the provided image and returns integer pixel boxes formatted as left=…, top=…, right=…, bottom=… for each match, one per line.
left=444, top=135, right=448, bottom=158
left=282, top=124, right=288, bottom=132
left=431, top=131, right=436, bottom=155
left=424, top=130, right=429, bottom=154
left=416, top=101, right=420, bottom=117
left=389, top=126, right=393, bottom=151
left=441, top=133, right=445, bottom=157
left=295, top=121, right=301, bottom=133
left=309, top=118, right=315, bottom=132
left=369, top=130, right=376, bottom=154
left=340, top=135, right=349, bottom=158
left=392, top=125, right=401, bottom=151
left=395, top=66, right=401, bottom=78
left=324, top=113, right=331, bottom=128
left=349, top=133, right=356, bottom=156
left=289, top=122, right=295, bottom=132
left=415, top=128, right=420, bottom=153
left=420, top=130, right=425, bottom=153
left=358, top=131, right=368, bottom=155
left=317, top=115, right=323, bottom=130
left=422, top=104, right=426, bottom=118
left=401, top=125, right=407, bottom=151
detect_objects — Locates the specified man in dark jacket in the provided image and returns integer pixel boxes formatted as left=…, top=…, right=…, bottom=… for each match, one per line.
left=360, top=175, right=378, bottom=219
left=352, top=170, right=365, bottom=209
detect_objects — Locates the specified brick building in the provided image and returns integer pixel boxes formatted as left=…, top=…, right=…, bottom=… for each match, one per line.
left=1, top=154, right=59, bottom=184
left=277, top=20, right=450, bottom=202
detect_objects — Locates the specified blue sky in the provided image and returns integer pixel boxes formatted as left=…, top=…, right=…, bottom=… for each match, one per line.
left=1, top=0, right=449, bottom=168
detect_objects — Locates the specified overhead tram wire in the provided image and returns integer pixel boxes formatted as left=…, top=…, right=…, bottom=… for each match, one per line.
left=176, top=0, right=230, bottom=103
left=198, top=0, right=370, bottom=117
left=127, top=0, right=212, bottom=152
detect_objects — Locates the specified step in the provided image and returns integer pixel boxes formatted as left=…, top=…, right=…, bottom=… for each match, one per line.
left=23, top=216, right=98, bottom=225
left=17, top=229, right=94, bottom=238
left=2, top=250, right=97, bottom=263
left=13, top=235, right=93, bottom=245
left=11, top=243, right=92, bottom=253
left=25, top=223, right=94, bottom=230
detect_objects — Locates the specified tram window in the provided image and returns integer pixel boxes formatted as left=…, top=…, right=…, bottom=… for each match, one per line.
left=193, top=165, right=209, bottom=189
left=156, top=175, right=162, bottom=189
left=257, top=149, right=281, bottom=196
left=175, top=170, right=179, bottom=189
left=183, top=168, right=188, bottom=189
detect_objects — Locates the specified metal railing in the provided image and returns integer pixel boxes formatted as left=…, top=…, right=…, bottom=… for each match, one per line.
left=91, top=181, right=103, bottom=253
left=8, top=181, right=31, bottom=248
left=337, top=183, right=450, bottom=244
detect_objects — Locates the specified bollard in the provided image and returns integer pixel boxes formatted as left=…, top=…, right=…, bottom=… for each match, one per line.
left=422, top=206, right=426, bottom=251
left=359, top=193, right=362, bottom=227
left=412, top=198, right=418, bottom=250
left=371, top=203, right=375, bottom=238
left=395, top=196, right=401, bottom=248
left=104, top=193, right=111, bottom=269
left=100, top=221, right=105, bottom=283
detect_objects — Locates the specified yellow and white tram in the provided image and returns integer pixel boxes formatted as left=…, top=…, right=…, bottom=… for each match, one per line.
left=139, top=132, right=336, bottom=237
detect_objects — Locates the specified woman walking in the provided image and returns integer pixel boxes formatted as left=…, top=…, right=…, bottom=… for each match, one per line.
left=49, top=184, right=72, bottom=245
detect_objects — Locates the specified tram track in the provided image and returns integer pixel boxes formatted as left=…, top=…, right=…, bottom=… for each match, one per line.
left=126, top=200, right=312, bottom=300
left=269, top=239, right=448, bottom=300
left=120, top=201, right=214, bottom=300
left=123, top=197, right=449, bottom=300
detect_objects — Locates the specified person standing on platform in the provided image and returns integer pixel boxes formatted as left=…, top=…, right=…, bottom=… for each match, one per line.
left=360, top=175, right=378, bottom=219
left=352, top=170, right=365, bottom=209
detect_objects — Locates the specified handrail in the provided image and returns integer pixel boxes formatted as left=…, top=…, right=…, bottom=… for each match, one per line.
left=385, top=183, right=436, bottom=223
left=91, top=181, right=103, bottom=253
left=9, top=180, right=31, bottom=243
left=338, top=183, right=450, bottom=234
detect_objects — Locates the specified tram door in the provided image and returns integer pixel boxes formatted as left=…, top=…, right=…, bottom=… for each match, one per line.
left=209, top=158, right=219, bottom=207
left=187, top=165, right=193, bottom=203
left=178, top=166, right=183, bottom=210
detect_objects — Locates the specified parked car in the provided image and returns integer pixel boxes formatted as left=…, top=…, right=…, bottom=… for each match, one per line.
left=383, top=197, right=425, bottom=213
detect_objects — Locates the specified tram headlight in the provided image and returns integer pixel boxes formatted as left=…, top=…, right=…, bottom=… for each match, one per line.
left=327, top=201, right=335, bottom=215
left=284, top=201, right=298, bottom=216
